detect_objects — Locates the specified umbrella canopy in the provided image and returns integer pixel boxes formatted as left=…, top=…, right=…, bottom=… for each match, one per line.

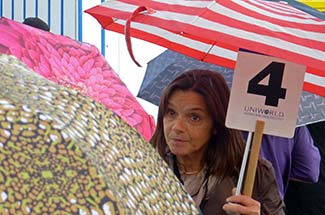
left=0, top=53, right=199, bottom=214
left=85, top=0, right=325, bottom=97
left=0, top=17, right=155, bottom=141
left=138, top=50, right=325, bottom=126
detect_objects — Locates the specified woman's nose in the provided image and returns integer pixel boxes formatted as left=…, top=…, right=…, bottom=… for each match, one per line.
left=172, top=117, right=186, bottom=132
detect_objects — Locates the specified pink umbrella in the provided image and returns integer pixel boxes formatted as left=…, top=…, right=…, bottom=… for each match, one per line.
left=0, top=17, right=155, bottom=141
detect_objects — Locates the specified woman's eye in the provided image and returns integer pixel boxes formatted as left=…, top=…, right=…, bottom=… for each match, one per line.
left=190, top=114, right=200, bottom=121
left=166, top=108, right=176, bottom=117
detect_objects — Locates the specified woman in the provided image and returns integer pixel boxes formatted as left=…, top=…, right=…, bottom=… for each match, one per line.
left=150, top=70, right=285, bottom=215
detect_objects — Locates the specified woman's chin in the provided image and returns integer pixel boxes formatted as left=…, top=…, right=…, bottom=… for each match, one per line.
left=170, top=148, right=188, bottom=157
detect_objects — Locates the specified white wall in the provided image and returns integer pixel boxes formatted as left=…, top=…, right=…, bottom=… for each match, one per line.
left=1, top=0, right=78, bottom=39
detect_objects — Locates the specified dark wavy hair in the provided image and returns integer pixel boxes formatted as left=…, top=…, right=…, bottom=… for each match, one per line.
left=150, top=69, right=245, bottom=179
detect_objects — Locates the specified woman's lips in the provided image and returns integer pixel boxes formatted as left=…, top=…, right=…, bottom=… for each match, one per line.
left=169, top=138, right=188, bottom=146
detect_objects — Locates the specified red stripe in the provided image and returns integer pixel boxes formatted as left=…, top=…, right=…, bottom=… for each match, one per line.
left=85, top=7, right=133, bottom=21
left=306, top=67, right=325, bottom=77
left=180, top=34, right=239, bottom=52
left=303, top=82, right=325, bottom=97
left=85, top=6, right=116, bottom=27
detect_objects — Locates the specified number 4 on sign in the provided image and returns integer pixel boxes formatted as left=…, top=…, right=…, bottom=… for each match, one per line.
left=225, top=50, right=305, bottom=137
left=247, top=62, right=287, bottom=107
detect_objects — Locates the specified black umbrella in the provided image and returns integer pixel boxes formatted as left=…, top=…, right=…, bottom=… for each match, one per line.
left=0, top=53, right=199, bottom=214
left=138, top=50, right=325, bottom=126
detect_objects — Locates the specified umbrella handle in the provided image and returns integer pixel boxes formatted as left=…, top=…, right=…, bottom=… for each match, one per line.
left=124, top=6, right=148, bottom=67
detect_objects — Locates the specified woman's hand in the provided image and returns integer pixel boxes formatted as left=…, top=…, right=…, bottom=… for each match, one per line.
left=222, top=188, right=260, bottom=215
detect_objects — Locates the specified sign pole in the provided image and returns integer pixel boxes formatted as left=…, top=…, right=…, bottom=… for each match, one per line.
left=242, top=120, right=265, bottom=197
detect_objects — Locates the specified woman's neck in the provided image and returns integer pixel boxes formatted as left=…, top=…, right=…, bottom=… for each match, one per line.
left=176, top=156, right=204, bottom=175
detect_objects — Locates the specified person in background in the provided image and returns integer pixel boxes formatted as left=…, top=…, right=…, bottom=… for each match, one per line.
left=284, top=121, right=325, bottom=215
left=150, top=70, right=285, bottom=215
left=242, top=126, right=320, bottom=199
left=22, top=17, right=50, bottom=32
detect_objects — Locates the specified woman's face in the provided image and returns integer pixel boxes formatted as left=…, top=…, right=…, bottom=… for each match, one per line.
left=163, top=90, right=214, bottom=160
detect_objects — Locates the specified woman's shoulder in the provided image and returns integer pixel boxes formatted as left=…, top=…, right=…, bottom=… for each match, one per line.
left=256, top=157, right=276, bottom=176
left=254, top=157, right=278, bottom=192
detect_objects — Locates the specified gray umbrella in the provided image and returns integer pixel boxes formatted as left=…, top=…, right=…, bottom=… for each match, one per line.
left=138, top=50, right=325, bottom=126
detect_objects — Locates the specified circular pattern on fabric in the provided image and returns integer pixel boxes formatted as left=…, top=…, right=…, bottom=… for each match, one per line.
left=0, top=54, right=198, bottom=214
left=0, top=100, right=122, bottom=214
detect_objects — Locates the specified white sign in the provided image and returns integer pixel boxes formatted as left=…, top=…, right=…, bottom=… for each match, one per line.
left=225, top=51, right=305, bottom=138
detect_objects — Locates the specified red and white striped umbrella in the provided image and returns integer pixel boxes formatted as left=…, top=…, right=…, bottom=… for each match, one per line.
left=85, top=0, right=325, bottom=97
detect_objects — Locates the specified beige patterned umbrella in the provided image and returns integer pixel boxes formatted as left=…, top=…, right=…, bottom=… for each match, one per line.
left=0, top=53, right=198, bottom=215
